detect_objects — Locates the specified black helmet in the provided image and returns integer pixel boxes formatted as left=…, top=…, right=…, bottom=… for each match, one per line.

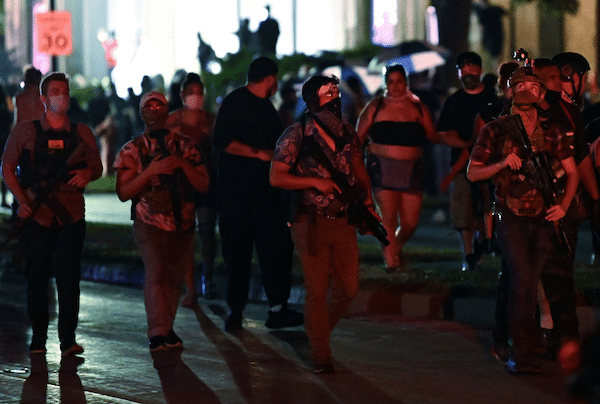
left=552, top=52, right=590, bottom=82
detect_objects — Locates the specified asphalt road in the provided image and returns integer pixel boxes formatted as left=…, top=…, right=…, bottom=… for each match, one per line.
left=0, top=276, right=574, bottom=404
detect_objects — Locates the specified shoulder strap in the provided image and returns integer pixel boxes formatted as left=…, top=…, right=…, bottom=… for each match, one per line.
left=372, top=97, right=384, bottom=122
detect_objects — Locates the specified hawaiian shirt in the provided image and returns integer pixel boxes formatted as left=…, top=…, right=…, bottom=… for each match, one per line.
left=273, top=113, right=362, bottom=216
left=114, top=130, right=203, bottom=232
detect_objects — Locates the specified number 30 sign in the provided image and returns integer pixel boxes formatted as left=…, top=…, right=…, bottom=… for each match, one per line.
left=36, top=11, right=73, bottom=56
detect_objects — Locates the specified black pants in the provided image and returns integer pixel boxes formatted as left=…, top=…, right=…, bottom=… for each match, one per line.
left=19, top=219, right=86, bottom=350
left=541, top=204, right=580, bottom=342
left=218, top=188, right=294, bottom=312
left=495, top=207, right=553, bottom=362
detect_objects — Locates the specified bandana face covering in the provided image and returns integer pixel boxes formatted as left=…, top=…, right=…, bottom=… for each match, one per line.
left=513, top=90, right=539, bottom=110
left=320, top=97, right=342, bottom=120
left=460, top=74, right=481, bottom=90
left=544, top=90, right=561, bottom=104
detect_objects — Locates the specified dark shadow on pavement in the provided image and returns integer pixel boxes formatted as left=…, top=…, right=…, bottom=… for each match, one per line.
left=59, top=356, right=86, bottom=404
left=20, top=353, right=48, bottom=404
left=152, top=350, right=221, bottom=404
left=271, top=330, right=405, bottom=404
left=475, top=327, right=570, bottom=401
left=200, top=304, right=338, bottom=404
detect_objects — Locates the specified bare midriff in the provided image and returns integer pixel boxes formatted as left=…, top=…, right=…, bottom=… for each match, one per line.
left=369, top=143, right=423, bottom=160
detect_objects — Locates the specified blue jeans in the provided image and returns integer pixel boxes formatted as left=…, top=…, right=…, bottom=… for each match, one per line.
left=19, top=219, right=86, bottom=350
left=495, top=206, right=553, bottom=362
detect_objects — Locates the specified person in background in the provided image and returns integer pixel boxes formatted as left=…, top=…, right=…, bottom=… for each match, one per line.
left=356, top=64, right=467, bottom=271
left=13, top=67, right=45, bottom=125
left=212, top=57, right=303, bottom=332
left=438, top=52, right=498, bottom=271
left=167, top=72, right=218, bottom=304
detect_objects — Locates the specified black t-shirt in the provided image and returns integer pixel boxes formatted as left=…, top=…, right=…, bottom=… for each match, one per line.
left=437, top=86, right=497, bottom=166
left=212, top=86, right=283, bottom=195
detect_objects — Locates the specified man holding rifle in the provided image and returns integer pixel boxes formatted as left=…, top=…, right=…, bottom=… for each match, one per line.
left=467, top=65, right=579, bottom=374
left=1, top=72, right=102, bottom=357
left=270, top=75, right=382, bottom=374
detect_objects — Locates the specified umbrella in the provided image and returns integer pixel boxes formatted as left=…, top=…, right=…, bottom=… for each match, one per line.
left=368, top=40, right=451, bottom=75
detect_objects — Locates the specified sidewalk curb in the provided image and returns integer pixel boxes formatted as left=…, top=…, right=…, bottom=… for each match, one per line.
left=79, top=260, right=600, bottom=336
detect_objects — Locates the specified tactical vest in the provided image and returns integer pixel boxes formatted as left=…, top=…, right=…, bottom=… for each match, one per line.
left=18, top=120, right=81, bottom=190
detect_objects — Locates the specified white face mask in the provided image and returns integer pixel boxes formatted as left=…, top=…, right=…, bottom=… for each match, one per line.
left=48, top=95, right=70, bottom=114
left=184, top=94, right=202, bottom=110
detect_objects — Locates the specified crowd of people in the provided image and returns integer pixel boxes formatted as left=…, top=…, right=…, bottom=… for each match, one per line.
left=4, top=45, right=600, bottom=388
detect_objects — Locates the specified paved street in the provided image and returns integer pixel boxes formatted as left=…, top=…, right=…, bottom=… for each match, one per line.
left=0, top=192, right=594, bottom=403
left=0, top=274, right=573, bottom=404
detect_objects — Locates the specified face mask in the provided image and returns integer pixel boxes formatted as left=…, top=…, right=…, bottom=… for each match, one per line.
left=320, top=97, right=342, bottom=120
left=544, top=90, right=561, bottom=104
left=48, top=95, right=69, bottom=114
left=460, top=74, right=481, bottom=90
left=184, top=94, right=202, bottom=110
left=141, top=107, right=168, bottom=126
left=513, top=90, right=539, bottom=110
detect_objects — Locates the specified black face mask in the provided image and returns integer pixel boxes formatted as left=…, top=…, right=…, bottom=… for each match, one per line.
left=320, top=97, right=342, bottom=120
left=545, top=90, right=561, bottom=104
left=141, top=108, right=168, bottom=127
left=147, top=128, right=169, bottom=139
left=460, top=74, right=481, bottom=90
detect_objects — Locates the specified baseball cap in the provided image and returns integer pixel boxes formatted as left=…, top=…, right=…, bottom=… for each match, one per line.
left=456, top=52, right=482, bottom=68
left=247, top=57, right=279, bottom=82
left=140, top=91, right=167, bottom=110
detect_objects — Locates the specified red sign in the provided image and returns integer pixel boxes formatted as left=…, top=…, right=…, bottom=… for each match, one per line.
left=36, top=11, right=72, bottom=56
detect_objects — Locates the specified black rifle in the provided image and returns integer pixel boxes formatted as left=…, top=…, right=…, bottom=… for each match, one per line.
left=502, top=114, right=572, bottom=254
left=302, top=134, right=389, bottom=246
left=153, top=129, right=184, bottom=233
left=0, top=141, right=90, bottom=254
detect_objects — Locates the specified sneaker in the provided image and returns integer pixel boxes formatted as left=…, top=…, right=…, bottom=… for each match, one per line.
left=490, top=343, right=509, bottom=363
left=181, top=294, right=198, bottom=308
left=505, top=359, right=542, bottom=374
left=166, top=330, right=183, bottom=349
left=224, top=311, right=243, bottom=332
left=265, top=308, right=304, bottom=329
left=61, top=343, right=84, bottom=358
left=202, top=277, right=217, bottom=300
left=149, top=336, right=167, bottom=352
left=313, top=362, right=335, bottom=374
left=462, top=254, right=478, bottom=271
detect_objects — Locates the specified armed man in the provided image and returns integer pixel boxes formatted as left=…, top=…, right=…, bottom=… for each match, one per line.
left=114, top=91, right=209, bottom=352
left=270, top=75, right=382, bottom=374
left=467, top=65, right=579, bottom=374
left=535, top=54, right=600, bottom=356
left=1, top=72, right=102, bottom=357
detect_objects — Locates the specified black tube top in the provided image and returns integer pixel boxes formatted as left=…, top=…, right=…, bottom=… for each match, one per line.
left=367, top=121, right=426, bottom=147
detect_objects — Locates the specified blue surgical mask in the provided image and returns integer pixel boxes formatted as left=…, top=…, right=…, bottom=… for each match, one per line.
left=48, top=95, right=70, bottom=114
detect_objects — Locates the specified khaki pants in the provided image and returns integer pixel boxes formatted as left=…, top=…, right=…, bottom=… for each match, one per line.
left=291, top=214, right=359, bottom=363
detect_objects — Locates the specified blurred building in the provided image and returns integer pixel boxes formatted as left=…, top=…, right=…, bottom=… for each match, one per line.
left=3, top=0, right=599, bottom=96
